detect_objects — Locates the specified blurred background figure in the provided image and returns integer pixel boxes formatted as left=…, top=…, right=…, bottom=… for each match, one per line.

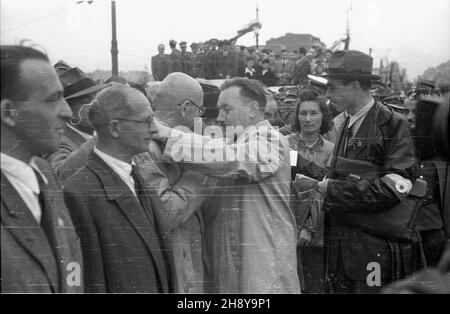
left=46, top=64, right=107, bottom=176
left=151, top=44, right=170, bottom=81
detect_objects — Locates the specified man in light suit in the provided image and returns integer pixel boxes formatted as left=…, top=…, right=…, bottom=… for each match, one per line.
left=63, top=84, right=175, bottom=293
left=154, top=78, right=300, bottom=293
left=135, top=72, right=214, bottom=293
left=1, top=45, right=83, bottom=293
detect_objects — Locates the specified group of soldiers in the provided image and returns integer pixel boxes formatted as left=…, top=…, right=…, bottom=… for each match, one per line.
left=151, top=38, right=332, bottom=86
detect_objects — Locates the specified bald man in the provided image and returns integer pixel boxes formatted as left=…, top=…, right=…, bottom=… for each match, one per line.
left=134, top=72, right=215, bottom=293
left=63, top=85, right=175, bottom=293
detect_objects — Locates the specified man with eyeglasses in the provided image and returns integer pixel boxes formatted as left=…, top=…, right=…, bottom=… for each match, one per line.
left=46, top=63, right=107, bottom=177
left=134, top=72, right=214, bottom=293
left=63, top=84, right=175, bottom=293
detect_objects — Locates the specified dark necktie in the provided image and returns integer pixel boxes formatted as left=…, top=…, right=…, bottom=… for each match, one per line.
left=328, top=116, right=351, bottom=178
left=33, top=168, right=54, bottom=245
left=337, top=115, right=352, bottom=158
left=131, top=165, right=155, bottom=228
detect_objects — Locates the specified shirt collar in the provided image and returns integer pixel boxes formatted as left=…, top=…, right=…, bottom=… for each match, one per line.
left=0, top=153, right=48, bottom=194
left=93, top=147, right=134, bottom=179
left=344, top=98, right=374, bottom=128
left=294, top=133, right=324, bottom=151
left=245, top=67, right=255, bottom=74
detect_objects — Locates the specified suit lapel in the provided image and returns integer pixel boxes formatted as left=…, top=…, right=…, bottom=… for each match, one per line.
left=86, top=153, right=169, bottom=291
left=432, top=159, right=449, bottom=210
left=1, top=172, right=59, bottom=292
left=33, top=158, right=84, bottom=293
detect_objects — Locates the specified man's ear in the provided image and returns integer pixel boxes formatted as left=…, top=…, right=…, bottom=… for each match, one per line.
left=179, top=100, right=189, bottom=118
left=248, top=101, right=260, bottom=119
left=0, top=99, right=18, bottom=127
left=108, top=120, right=121, bottom=138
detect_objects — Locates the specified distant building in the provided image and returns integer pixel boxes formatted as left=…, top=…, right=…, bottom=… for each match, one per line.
left=264, top=33, right=326, bottom=53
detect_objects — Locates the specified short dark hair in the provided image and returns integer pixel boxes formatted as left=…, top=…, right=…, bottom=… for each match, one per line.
left=1, top=45, right=49, bottom=101
left=340, top=79, right=372, bottom=91
left=261, top=58, right=270, bottom=65
left=293, top=89, right=333, bottom=134
left=299, top=47, right=307, bottom=55
left=221, top=78, right=267, bottom=111
left=88, top=85, right=132, bottom=133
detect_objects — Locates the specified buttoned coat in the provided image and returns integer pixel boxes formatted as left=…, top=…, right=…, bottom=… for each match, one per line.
left=63, top=152, right=176, bottom=293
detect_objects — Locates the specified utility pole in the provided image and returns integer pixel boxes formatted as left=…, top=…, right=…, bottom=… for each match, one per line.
left=344, top=2, right=351, bottom=50
left=255, top=2, right=259, bottom=49
left=111, top=0, right=119, bottom=78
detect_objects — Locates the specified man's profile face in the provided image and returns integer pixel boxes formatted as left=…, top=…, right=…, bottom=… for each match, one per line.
left=217, top=86, right=251, bottom=129
left=403, top=99, right=417, bottom=130
left=118, top=91, right=157, bottom=155
left=13, top=59, right=72, bottom=155
left=326, top=79, right=354, bottom=112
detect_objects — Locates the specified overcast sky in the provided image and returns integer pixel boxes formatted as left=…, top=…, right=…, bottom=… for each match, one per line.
left=1, top=0, right=449, bottom=79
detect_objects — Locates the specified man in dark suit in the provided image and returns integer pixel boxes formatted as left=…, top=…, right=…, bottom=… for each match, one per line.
left=292, top=48, right=314, bottom=85
left=257, top=59, right=277, bottom=86
left=63, top=84, right=175, bottom=293
left=1, top=45, right=83, bottom=293
left=316, top=50, right=418, bottom=293
left=273, top=50, right=295, bottom=86
left=151, top=44, right=170, bottom=81
left=46, top=65, right=107, bottom=176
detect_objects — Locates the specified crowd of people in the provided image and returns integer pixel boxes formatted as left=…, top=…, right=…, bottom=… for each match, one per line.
left=1, top=43, right=449, bottom=294
left=151, top=38, right=331, bottom=86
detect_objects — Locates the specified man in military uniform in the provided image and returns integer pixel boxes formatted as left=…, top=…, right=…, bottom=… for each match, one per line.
left=316, top=50, right=419, bottom=293
left=404, top=96, right=448, bottom=267
left=168, top=39, right=181, bottom=73
left=203, top=38, right=220, bottom=79
left=179, top=41, right=193, bottom=77
left=190, top=42, right=204, bottom=78
left=151, top=44, right=170, bottom=81
left=217, top=40, right=237, bottom=79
